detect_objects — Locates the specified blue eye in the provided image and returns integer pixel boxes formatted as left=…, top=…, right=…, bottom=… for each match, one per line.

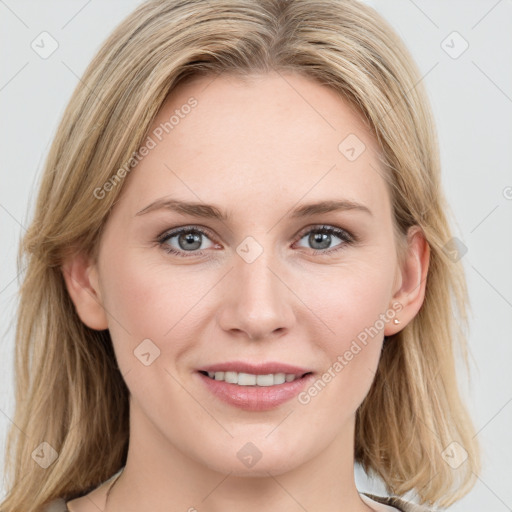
left=295, top=225, right=354, bottom=253
left=157, top=225, right=355, bottom=258
left=158, top=226, right=215, bottom=256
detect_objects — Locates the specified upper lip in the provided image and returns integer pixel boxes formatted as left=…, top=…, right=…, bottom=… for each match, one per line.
left=197, top=361, right=313, bottom=376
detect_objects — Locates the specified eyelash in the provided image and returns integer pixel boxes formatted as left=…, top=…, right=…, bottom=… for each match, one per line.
left=156, top=224, right=356, bottom=258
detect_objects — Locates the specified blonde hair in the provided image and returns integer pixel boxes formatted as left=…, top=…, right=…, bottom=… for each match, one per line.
left=2, top=0, right=480, bottom=510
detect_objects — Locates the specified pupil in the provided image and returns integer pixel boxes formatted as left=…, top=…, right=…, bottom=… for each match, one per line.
left=310, top=232, right=330, bottom=250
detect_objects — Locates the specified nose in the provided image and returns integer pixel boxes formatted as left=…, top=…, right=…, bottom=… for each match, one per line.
left=216, top=247, right=295, bottom=341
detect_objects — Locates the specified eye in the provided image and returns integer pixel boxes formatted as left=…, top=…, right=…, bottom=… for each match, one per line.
left=156, top=224, right=355, bottom=258
left=157, top=226, right=217, bottom=257
left=294, top=225, right=354, bottom=254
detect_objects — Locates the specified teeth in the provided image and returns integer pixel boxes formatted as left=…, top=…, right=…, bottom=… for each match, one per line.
left=225, top=371, right=238, bottom=384
left=205, top=371, right=301, bottom=386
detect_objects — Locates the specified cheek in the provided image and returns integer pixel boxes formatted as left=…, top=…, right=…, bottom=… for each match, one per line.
left=297, top=256, right=396, bottom=408
left=307, top=255, right=395, bottom=342
left=98, top=250, right=218, bottom=364
left=96, top=252, right=213, bottom=416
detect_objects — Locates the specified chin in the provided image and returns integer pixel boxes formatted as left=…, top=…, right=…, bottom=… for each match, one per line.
left=195, top=438, right=309, bottom=477
left=208, top=456, right=303, bottom=478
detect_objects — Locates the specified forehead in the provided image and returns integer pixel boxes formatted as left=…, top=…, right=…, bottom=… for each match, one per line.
left=120, top=71, right=390, bottom=219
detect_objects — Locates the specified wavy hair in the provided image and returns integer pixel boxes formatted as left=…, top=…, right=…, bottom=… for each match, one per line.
left=1, top=0, right=480, bottom=510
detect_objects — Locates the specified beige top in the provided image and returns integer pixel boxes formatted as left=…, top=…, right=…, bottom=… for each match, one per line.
left=43, top=492, right=433, bottom=512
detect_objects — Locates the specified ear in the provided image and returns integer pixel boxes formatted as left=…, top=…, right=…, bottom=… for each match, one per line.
left=384, top=225, right=430, bottom=336
left=61, top=251, right=109, bottom=330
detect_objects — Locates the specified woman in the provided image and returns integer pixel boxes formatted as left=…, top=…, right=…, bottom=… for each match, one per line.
left=2, top=0, right=480, bottom=511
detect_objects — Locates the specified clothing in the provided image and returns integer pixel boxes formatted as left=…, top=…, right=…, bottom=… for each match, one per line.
left=361, top=492, right=432, bottom=512
left=41, top=499, right=67, bottom=512
left=43, top=492, right=432, bottom=511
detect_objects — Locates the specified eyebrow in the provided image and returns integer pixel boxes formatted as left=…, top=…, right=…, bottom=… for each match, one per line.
left=135, top=197, right=372, bottom=220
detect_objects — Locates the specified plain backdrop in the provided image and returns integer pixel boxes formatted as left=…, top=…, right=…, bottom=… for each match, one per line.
left=1, top=1, right=511, bottom=510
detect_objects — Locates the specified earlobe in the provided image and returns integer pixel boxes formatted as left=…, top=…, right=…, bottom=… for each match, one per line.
left=61, top=252, right=109, bottom=331
left=384, top=226, right=430, bottom=336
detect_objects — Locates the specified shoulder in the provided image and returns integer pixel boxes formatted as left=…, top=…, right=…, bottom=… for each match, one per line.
left=41, top=497, right=68, bottom=512
left=42, top=472, right=114, bottom=511
left=361, top=492, right=434, bottom=512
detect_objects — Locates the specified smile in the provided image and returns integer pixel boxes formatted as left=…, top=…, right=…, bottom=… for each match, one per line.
left=196, top=364, right=316, bottom=411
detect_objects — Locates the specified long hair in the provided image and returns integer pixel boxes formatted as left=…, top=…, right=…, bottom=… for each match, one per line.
left=2, top=1, right=480, bottom=510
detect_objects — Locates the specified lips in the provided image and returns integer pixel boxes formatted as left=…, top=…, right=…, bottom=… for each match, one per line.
left=195, top=361, right=315, bottom=411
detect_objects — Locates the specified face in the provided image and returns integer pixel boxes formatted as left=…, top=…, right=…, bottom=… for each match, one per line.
left=85, top=71, right=407, bottom=476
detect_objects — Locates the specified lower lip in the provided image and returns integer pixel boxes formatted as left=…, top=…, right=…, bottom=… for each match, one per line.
left=197, top=372, right=315, bottom=411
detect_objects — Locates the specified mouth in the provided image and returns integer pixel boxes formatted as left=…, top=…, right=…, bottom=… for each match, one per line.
left=196, top=361, right=314, bottom=386
left=195, top=361, right=316, bottom=411
left=197, top=370, right=313, bottom=386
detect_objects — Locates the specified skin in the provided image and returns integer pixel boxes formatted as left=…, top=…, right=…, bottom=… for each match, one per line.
left=64, top=71, right=429, bottom=512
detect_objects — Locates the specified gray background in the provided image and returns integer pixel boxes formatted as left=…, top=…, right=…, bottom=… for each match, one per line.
left=1, top=1, right=511, bottom=510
